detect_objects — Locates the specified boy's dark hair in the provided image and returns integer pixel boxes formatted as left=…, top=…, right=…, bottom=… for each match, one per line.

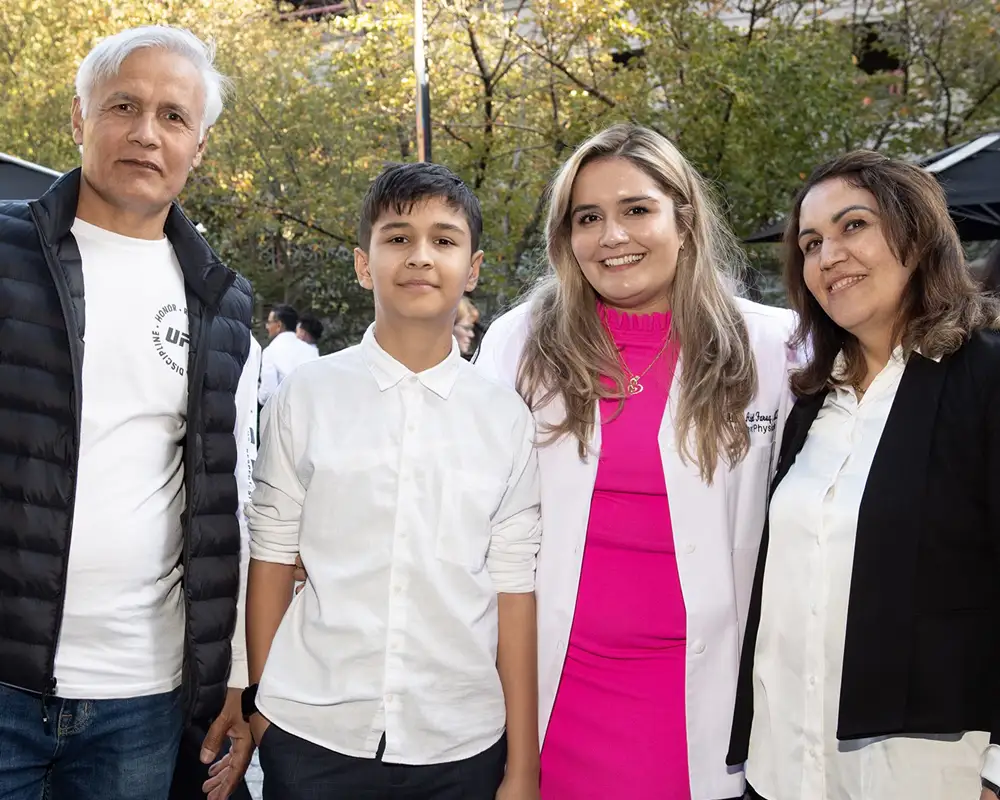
left=298, top=312, right=324, bottom=342
left=358, top=162, right=483, bottom=253
left=271, top=304, right=298, bottom=332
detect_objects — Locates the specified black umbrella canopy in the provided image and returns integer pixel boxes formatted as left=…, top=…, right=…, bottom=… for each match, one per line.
left=744, top=218, right=786, bottom=244
left=745, top=133, right=1000, bottom=243
left=0, top=153, right=61, bottom=201
left=924, top=132, right=1000, bottom=214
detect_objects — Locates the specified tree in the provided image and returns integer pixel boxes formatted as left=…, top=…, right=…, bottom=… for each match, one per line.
left=1, top=0, right=996, bottom=346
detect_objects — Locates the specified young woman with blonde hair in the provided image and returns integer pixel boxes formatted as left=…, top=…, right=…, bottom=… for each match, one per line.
left=476, top=123, right=798, bottom=799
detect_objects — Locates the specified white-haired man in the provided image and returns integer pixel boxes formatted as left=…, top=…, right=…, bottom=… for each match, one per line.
left=0, top=25, right=256, bottom=800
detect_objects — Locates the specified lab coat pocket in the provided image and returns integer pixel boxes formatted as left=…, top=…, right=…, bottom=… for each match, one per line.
left=435, top=470, right=504, bottom=571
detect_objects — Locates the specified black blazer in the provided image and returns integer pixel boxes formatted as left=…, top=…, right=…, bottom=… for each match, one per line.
left=728, top=329, right=1000, bottom=766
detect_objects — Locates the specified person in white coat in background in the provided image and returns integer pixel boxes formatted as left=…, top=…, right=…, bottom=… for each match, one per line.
left=474, top=124, right=798, bottom=800
left=258, top=304, right=318, bottom=407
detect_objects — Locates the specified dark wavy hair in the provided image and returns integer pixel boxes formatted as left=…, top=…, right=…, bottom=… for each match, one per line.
left=783, top=150, right=1000, bottom=397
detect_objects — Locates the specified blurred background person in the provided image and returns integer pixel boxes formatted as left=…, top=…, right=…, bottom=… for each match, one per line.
left=264, top=303, right=297, bottom=341
left=455, top=296, right=480, bottom=357
left=258, top=303, right=318, bottom=406
left=728, top=151, right=1000, bottom=800
left=295, top=312, right=323, bottom=355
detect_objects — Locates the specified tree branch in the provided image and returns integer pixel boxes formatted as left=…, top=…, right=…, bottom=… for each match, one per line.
left=467, top=22, right=492, bottom=85
left=712, top=0, right=761, bottom=169
left=516, top=33, right=617, bottom=108
left=220, top=199, right=350, bottom=243
left=489, top=0, right=529, bottom=82
left=244, top=95, right=304, bottom=189
left=467, top=22, right=496, bottom=190
left=512, top=188, right=549, bottom=269
left=962, top=78, right=1000, bottom=124
left=271, top=209, right=349, bottom=244
left=440, top=122, right=475, bottom=149
left=915, top=34, right=954, bottom=145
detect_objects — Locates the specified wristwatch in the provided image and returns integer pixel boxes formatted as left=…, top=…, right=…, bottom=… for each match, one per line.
left=241, top=683, right=259, bottom=723
left=984, top=776, right=1000, bottom=797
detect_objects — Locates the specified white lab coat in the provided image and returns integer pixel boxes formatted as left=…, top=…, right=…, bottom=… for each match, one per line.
left=475, top=298, right=798, bottom=800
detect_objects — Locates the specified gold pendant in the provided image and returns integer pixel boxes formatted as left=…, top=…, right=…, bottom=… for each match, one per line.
left=627, top=375, right=644, bottom=395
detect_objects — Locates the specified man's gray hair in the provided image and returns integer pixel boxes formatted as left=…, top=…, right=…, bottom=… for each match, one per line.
left=76, top=25, right=230, bottom=135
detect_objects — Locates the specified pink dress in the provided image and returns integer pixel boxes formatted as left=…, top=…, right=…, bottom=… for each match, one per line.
left=539, top=305, right=690, bottom=800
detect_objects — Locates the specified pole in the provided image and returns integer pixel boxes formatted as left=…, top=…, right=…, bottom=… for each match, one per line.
left=414, top=0, right=432, bottom=162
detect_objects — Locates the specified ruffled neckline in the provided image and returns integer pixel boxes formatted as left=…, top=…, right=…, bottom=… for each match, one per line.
left=598, top=301, right=671, bottom=333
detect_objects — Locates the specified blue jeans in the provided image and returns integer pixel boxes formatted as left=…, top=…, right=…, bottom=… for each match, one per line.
left=0, top=682, right=183, bottom=800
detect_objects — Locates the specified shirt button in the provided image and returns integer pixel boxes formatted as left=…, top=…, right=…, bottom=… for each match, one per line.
left=385, top=694, right=394, bottom=704
left=682, top=543, right=695, bottom=555
left=809, top=675, right=817, bottom=687
left=692, top=641, right=706, bottom=655
left=393, top=584, right=403, bottom=594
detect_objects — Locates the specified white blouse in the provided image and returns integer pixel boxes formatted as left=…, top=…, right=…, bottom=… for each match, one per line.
left=746, top=348, right=996, bottom=799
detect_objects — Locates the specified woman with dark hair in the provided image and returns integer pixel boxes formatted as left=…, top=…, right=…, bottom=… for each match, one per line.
left=727, top=150, right=1000, bottom=800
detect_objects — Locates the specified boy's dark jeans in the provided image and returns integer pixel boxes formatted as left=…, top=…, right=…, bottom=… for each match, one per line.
left=0, top=682, right=183, bottom=800
left=259, top=724, right=506, bottom=800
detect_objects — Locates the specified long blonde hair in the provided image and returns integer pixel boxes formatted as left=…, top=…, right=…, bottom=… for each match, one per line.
left=516, top=124, right=757, bottom=482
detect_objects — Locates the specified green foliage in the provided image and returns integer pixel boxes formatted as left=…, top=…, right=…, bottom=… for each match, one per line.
left=1, top=0, right=997, bottom=345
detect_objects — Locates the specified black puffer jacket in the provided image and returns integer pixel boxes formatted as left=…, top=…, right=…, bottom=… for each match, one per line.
left=0, top=170, right=252, bottom=724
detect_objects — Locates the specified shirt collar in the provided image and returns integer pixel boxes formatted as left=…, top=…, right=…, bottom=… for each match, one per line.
left=831, top=345, right=942, bottom=383
left=361, top=323, right=463, bottom=399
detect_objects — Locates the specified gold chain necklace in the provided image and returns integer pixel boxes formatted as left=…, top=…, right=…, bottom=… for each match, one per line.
left=613, top=335, right=671, bottom=395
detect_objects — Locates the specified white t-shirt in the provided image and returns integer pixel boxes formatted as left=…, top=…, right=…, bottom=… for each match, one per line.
left=54, top=218, right=192, bottom=699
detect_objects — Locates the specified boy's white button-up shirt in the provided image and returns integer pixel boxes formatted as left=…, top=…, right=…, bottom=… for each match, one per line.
left=248, top=324, right=541, bottom=764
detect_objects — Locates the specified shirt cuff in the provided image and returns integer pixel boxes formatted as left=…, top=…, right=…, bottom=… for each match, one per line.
left=228, top=656, right=249, bottom=690
left=486, top=559, right=537, bottom=593
left=983, top=744, right=1000, bottom=786
left=249, top=538, right=299, bottom=565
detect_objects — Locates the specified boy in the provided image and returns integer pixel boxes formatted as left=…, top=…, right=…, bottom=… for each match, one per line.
left=244, top=163, right=542, bottom=799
